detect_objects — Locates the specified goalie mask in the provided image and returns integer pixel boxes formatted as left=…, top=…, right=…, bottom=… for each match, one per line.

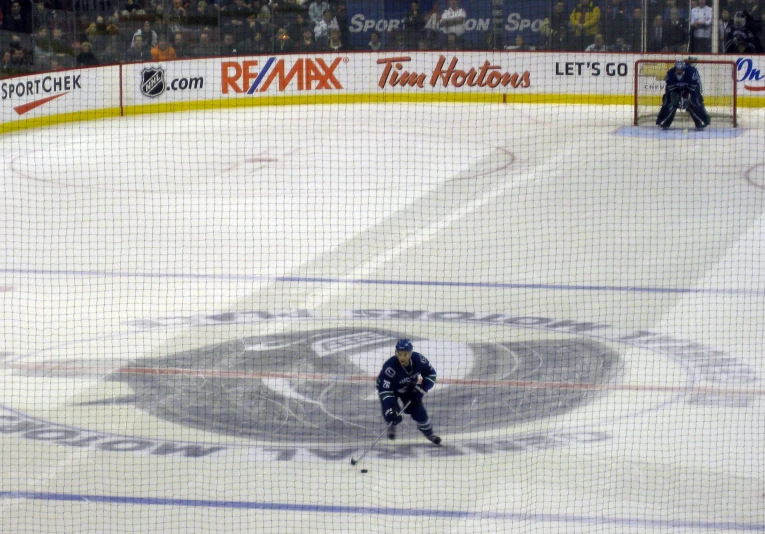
left=733, top=11, right=746, bottom=28
left=674, top=60, right=687, bottom=74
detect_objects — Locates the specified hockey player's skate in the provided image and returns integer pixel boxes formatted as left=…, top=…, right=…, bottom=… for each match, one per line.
left=425, top=433, right=442, bottom=446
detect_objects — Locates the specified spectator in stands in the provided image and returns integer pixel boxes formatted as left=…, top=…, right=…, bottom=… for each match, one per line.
left=272, top=26, right=293, bottom=52
left=99, top=41, right=120, bottom=63
left=441, top=32, right=457, bottom=49
left=569, top=0, right=601, bottom=50
left=0, top=51, right=14, bottom=77
left=132, top=21, right=158, bottom=48
left=647, top=14, right=666, bottom=50
left=313, top=8, right=337, bottom=47
left=326, top=27, right=342, bottom=50
left=308, top=0, right=328, bottom=27
left=602, top=0, right=629, bottom=48
left=662, top=0, right=687, bottom=21
left=121, top=0, right=143, bottom=16
left=168, top=0, right=188, bottom=26
left=242, top=28, right=266, bottom=53
left=220, top=31, right=240, bottom=54
left=74, top=41, right=98, bottom=66
left=542, top=0, right=570, bottom=50
left=720, top=8, right=733, bottom=45
left=10, top=48, right=30, bottom=73
left=34, top=27, right=54, bottom=58
left=403, top=1, right=426, bottom=47
left=81, top=23, right=105, bottom=52
left=690, top=0, right=713, bottom=51
left=124, top=33, right=152, bottom=61
left=291, top=26, right=313, bottom=50
left=272, top=0, right=304, bottom=37
left=223, top=0, right=251, bottom=43
left=367, top=30, right=381, bottom=50
left=285, top=12, right=310, bottom=41
left=665, top=7, right=689, bottom=51
left=49, top=27, right=72, bottom=55
left=2, top=2, right=31, bottom=33
left=151, top=36, right=176, bottom=59
left=628, top=7, right=643, bottom=51
left=506, top=34, right=531, bottom=50
left=482, top=29, right=503, bottom=50
left=724, top=10, right=764, bottom=52
left=610, top=36, right=631, bottom=50
left=32, top=1, right=54, bottom=33
left=391, top=29, right=408, bottom=50
left=720, top=0, right=742, bottom=17
left=251, top=7, right=274, bottom=40
left=585, top=31, right=607, bottom=49
left=189, top=0, right=216, bottom=26
left=440, top=0, right=466, bottom=46
left=741, top=0, right=760, bottom=21
left=194, top=30, right=218, bottom=56
left=153, top=13, right=169, bottom=39
left=172, top=32, right=190, bottom=57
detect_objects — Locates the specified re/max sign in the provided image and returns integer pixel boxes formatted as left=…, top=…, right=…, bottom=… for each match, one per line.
left=221, top=57, right=343, bottom=94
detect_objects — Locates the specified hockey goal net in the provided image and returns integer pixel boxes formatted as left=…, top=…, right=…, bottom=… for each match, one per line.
left=633, top=59, right=737, bottom=127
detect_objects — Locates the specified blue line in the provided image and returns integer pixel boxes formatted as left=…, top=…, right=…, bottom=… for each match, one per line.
left=1, top=492, right=763, bottom=530
left=2, top=268, right=764, bottom=296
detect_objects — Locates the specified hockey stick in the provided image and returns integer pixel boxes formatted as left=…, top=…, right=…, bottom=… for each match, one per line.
left=350, top=400, right=412, bottom=466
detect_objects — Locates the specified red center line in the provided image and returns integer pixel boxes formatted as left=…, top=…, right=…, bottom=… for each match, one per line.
left=7, top=363, right=765, bottom=397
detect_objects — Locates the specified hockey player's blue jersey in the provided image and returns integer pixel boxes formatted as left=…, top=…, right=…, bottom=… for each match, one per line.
left=664, top=65, right=703, bottom=100
left=723, top=25, right=764, bottom=53
left=375, top=352, right=437, bottom=404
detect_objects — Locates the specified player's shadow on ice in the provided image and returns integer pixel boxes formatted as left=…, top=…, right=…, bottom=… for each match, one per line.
left=615, top=126, right=745, bottom=139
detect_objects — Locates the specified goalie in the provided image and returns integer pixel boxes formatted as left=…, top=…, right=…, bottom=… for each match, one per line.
left=656, top=60, right=711, bottom=131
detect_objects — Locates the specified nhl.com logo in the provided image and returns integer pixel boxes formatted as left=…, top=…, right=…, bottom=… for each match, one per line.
left=139, top=66, right=205, bottom=98
left=140, top=66, right=166, bottom=98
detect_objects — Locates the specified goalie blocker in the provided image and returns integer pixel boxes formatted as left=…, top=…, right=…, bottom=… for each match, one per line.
left=656, top=60, right=711, bottom=130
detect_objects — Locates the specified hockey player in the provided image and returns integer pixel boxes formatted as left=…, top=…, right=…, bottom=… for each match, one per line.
left=375, top=339, right=441, bottom=445
left=656, top=60, right=711, bottom=131
left=723, top=11, right=764, bottom=54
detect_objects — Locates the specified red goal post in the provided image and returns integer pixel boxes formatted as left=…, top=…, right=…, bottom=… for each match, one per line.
left=633, top=59, right=738, bottom=127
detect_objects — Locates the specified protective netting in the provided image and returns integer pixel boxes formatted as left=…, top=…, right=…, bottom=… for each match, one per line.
left=1, top=9, right=764, bottom=533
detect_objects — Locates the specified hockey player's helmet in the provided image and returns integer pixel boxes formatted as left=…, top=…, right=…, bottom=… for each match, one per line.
left=734, top=11, right=746, bottom=27
left=395, top=339, right=413, bottom=352
left=674, top=60, right=686, bottom=73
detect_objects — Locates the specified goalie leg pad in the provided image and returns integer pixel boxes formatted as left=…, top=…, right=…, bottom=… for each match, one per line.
left=657, top=91, right=680, bottom=128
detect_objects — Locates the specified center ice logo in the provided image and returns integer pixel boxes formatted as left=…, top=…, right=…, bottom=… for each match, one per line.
left=109, top=327, right=619, bottom=444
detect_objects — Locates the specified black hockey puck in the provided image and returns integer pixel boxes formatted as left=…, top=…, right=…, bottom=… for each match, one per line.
left=360, top=469, right=368, bottom=473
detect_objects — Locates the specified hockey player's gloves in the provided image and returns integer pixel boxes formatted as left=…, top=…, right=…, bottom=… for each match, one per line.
left=384, top=408, right=403, bottom=426
left=679, top=92, right=691, bottom=111
left=411, top=385, right=427, bottom=402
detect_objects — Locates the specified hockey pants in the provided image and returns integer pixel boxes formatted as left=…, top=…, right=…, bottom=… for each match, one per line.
left=390, top=391, right=435, bottom=436
left=656, top=91, right=711, bottom=128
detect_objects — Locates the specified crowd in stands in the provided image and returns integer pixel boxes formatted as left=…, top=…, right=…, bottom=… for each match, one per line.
left=0, top=0, right=761, bottom=78
left=540, top=0, right=762, bottom=52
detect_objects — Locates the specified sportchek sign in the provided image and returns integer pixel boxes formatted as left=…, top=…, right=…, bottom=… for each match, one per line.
left=221, top=57, right=344, bottom=94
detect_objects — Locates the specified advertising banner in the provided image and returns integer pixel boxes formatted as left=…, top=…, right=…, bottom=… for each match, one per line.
left=0, top=52, right=762, bottom=128
left=346, top=0, right=549, bottom=49
left=0, top=66, right=120, bottom=126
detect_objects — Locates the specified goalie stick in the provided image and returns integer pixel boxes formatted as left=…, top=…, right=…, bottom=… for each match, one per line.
left=350, top=400, right=412, bottom=466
